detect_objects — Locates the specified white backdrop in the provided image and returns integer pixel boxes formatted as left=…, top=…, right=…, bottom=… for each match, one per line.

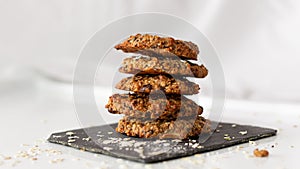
left=1, top=0, right=300, bottom=103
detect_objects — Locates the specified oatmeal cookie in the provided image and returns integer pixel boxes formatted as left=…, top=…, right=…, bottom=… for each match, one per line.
left=105, top=93, right=203, bottom=120
left=115, top=74, right=200, bottom=95
left=115, top=34, right=199, bottom=60
left=116, top=116, right=210, bottom=139
left=119, top=56, right=208, bottom=78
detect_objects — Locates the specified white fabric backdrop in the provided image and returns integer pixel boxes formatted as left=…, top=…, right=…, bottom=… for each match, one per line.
left=1, top=0, right=300, bottom=103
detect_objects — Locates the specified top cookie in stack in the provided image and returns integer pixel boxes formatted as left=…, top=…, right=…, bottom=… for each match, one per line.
left=105, top=34, right=210, bottom=139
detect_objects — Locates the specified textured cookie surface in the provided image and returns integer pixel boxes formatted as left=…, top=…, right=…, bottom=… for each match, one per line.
left=105, top=93, right=203, bottom=120
left=115, top=34, right=199, bottom=60
left=115, top=74, right=200, bottom=95
left=116, top=116, right=210, bottom=139
left=119, top=56, right=208, bottom=78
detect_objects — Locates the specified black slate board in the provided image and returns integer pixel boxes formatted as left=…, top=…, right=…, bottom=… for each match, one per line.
left=47, top=122, right=277, bottom=163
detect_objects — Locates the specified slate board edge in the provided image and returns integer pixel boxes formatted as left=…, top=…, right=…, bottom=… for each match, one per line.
left=47, top=122, right=277, bottom=163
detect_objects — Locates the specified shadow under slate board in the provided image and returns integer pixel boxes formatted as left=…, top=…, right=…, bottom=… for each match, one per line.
left=47, top=122, right=277, bottom=163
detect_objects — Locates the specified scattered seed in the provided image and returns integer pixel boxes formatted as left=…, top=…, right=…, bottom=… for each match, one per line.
left=49, top=158, right=64, bottom=164
left=116, top=159, right=124, bottom=163
left=239, top=130, right=248, bottom=135
left=66, top=132, right=75, bottom=136
left=82, top=137, right=91, bottom=141
left=20, top=144, right=30, bottom=147
left=197, top=145, right=204, bottom=149
left=236, top=146, right=243, bottom=150
left=192, top=143, right=199, bottom=148
left=103, top=147, right=113, bottom=151
left=224, top=136, right=232, bottom=141
left=68, top=139, right=76, bottom=143
left=68, top=136, right=79, bottom=139
left=107, top=132, right=113, bottom=135
left=232, top=124, right=237, bottom=128
left=249, top=141, right=257, bottom=146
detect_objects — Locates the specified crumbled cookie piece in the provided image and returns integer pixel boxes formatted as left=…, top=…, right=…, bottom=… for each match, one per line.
left=253, top=149, right=269, bottom=157
left=120, top=56, right=208, bottom=78
left=115, top=34, right=199, bottom=60
left=115, top=74, right=200, bottom=95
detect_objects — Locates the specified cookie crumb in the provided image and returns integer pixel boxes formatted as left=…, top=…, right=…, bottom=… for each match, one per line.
left=31, top=157, right=38, bottom=161
left=253, top=149, right=269, bottom=157
left=4, top=156, right=12, bottom=160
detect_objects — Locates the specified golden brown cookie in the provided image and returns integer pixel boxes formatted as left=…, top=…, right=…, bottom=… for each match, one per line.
left=116, top=115, right=210, bottom=139
left=115, top=34, right=199, bottom=60
left=105, top=93, right=203, bottom=120
left=119, top=56, right=208, bottom=78
left=115, top=74, right=200, bottom=95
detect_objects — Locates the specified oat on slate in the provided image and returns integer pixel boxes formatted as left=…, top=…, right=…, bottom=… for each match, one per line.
left=115, top=34, right=199, bottom=60
left=115, top=74, right=200, bottom=95
left=105, top=93, right=203, bottom=120
left=119, top=56, right=208, bottom=78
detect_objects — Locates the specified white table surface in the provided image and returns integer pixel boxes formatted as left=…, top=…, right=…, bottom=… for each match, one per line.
left=0, top=74, right=299, bottom=169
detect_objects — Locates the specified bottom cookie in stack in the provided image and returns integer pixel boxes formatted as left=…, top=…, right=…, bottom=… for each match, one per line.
left=116, top=116, right=211, bottom=139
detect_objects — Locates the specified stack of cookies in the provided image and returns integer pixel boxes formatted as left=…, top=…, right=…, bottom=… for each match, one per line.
left=105, top=34, right=210, bottom=139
